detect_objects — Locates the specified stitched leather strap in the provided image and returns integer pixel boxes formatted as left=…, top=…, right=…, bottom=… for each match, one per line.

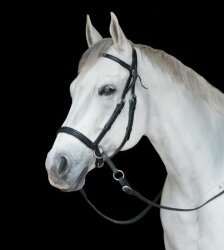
left=102, top=53, right=132, bottom=72
left=57, top=127, right=94, bottom=149
left=58, top=48, right=139, bottom=167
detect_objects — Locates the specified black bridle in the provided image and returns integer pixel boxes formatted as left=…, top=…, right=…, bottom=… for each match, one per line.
left=58, top=48, right=138, bottom=168
left=57, top=48, right=224, bottom=224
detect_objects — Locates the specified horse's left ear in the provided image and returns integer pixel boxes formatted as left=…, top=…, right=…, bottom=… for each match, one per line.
left=109, top=12, right=132, bottom=52
left=86, top=14, right=103, bottom=48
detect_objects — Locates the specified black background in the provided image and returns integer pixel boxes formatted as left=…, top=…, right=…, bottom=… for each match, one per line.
left=10, top=3, right=223, bottom=249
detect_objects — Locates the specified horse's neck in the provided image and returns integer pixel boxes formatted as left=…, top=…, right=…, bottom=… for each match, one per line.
left=140, top=55, right=224, bottom=201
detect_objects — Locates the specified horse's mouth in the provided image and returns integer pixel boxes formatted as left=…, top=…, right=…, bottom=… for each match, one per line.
left=61, top=167, right=88, bottom=192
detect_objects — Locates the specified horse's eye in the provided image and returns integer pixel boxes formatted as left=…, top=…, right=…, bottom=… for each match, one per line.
left=99, top=85, right=116, bottom=96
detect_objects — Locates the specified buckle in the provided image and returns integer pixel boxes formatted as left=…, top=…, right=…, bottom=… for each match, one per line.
left=132, top=69, right=137, bottom=77
left=129, top=94, right=137, bottom=104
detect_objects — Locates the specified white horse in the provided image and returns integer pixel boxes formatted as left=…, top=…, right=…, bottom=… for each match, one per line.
left=46, top=13, right=224, bottom=250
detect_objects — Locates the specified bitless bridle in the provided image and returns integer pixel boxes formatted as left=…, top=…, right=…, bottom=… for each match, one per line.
left=57, top=48, right=224, bottom=224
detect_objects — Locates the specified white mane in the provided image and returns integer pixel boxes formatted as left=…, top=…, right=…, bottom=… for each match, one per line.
left=137, top=44, right=224, bottom=117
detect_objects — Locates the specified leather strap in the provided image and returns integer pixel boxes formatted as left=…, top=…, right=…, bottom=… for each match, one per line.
left=126, top=187, right=224, bottom=212
left=80, top=189, right=162, bottom=225
left=80, top=150, right=224, bottom=224
left=94, top=99, right=126, bottom=145
left=102, top=53, right=132, bottom=72
left=102, top=151, right=224, bottom=212
left=57, top=127, right=94, bottom=149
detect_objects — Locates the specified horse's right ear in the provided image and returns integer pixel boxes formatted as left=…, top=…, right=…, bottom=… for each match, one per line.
left=86, top=15, right=103, bottom=48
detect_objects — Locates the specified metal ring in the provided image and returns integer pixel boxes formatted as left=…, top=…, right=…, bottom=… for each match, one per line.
left=93, top=146, right=106, bottom=159
left=113, top=170, right=125, bottom=181
left=93, top=151, right=103, bottom=159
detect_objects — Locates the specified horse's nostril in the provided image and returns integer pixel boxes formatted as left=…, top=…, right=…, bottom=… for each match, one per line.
left=57, top=156, right=69, bottom=177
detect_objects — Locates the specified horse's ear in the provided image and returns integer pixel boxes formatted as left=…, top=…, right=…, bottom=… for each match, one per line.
left=109, top=12, right=132, bottom=52
left=86, top=15, right=103, bottom=48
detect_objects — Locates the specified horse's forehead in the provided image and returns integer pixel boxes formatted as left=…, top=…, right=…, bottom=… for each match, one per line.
left=92, top=59, right=126, bottom=74
left=77, top=58, right=128, bottom=84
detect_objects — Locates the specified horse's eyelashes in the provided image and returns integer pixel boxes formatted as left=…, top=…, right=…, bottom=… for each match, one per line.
left=98, top=85, right=116, bottom=96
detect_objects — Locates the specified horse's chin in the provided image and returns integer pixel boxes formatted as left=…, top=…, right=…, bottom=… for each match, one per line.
left=49, top=167, right=88, bottom=192
left=60, top=181, right=85, bottom=192
left=61, top=177, right=86, bottom=192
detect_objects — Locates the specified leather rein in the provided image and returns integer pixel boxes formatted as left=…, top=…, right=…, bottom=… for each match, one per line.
left=57, top=48, right=224, bottom=224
